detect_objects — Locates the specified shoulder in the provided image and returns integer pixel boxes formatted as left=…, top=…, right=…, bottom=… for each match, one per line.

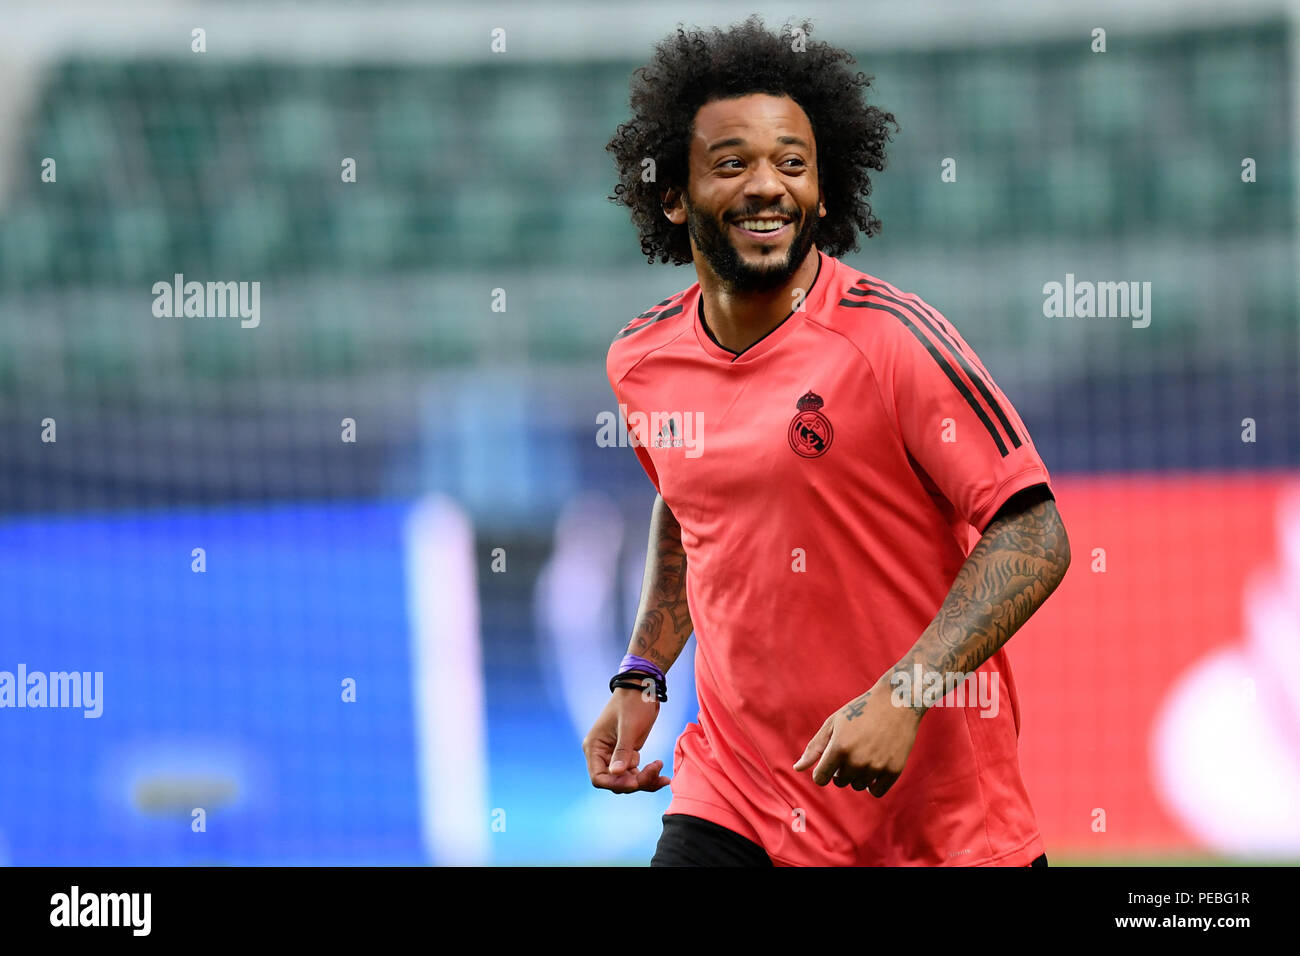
left=605, top=283, right=696, bottom=388
left=809, top=261, right=958, bottom=362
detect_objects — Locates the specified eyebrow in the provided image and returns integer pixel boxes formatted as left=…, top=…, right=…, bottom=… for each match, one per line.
left=705, top=135, right=810, bottom=153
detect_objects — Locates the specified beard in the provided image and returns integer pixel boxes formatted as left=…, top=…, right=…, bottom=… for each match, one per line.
left=684, top=192, right=819, bottom=294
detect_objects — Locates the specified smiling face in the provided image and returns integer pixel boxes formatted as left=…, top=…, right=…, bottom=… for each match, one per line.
left=666, top=93, right=826, bottom=293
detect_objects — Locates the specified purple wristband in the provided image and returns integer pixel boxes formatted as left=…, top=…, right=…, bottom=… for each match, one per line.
left=619, top=654, right=666, bottom=685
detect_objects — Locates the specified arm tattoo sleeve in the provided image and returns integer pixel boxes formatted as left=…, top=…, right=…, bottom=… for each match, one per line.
left=628, top=496, right=694, bottom=674
left=889, top=488, right=1071, bottom=714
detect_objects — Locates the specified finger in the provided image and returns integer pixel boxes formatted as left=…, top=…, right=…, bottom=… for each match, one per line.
left=811, top=742, right=841, bottom=786
left=591, top=760, right=667, bottom=795
left=851, top=770, right=879, bottom=792
left=608, top=746, right=640, bottom=775
left=590, top=769, right=643, bottom=794
left=868, top=772, right=899, bottom=798
left=832, top=769, right=853, bottom=788
left=584, top=742, right=613, bottom=783
left=635, top=760, right=671, bottom=792
left=793, top=718, right=833, bottom=772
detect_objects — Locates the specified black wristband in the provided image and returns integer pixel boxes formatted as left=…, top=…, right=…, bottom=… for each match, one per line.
left=609, top=671, right=667, bottom=702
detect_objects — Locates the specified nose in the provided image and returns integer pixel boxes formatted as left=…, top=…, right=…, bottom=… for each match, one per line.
left=741, top=159, right=788, bottom=209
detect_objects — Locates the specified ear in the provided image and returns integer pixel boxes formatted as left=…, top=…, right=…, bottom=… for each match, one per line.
left=818, top=189, right=826, bottom=218
left=662, top=187, right=687, bottom=226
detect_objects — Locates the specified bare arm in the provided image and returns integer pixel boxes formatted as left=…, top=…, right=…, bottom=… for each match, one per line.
left=873, top=483, right=1071, bottom=717
left=581, top=493, right=689, bottom=794
left=626, top=493, right=694, bottom=675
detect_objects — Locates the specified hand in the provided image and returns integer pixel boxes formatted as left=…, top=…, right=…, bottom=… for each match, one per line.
left=792, top=678, right=922, bottom=797
left=583, top=683, right=672, bottom=794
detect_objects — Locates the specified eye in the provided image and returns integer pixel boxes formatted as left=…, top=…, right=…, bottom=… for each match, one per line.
left=716, top=157, right=805, bottom=171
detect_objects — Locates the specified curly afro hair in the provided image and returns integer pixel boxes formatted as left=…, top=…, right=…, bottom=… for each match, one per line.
left=606, top=14, right=899, bottom=266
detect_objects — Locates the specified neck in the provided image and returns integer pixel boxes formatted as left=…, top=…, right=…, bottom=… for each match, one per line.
left=697, top=247, right=821, bottom=355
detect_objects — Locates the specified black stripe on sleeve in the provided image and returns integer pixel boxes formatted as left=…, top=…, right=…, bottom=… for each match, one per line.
left=838, top=297, right=1010, bottom=457
left=863, top=283, right=1024, bottom=447
left=846, top=284, right=1022, bottom=450
left=615, top=303, right=684, bottom=340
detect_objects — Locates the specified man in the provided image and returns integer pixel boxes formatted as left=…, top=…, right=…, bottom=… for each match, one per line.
left=583, top=15, right=1070, bottom=866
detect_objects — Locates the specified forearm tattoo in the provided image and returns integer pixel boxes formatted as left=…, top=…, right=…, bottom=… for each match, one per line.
left=630, top=499, right=694, bottom=673
left=890, top=494, right=1071, bottom=713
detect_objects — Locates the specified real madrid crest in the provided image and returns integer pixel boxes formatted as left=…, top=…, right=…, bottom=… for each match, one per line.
left=788, top=390, right=834, bottom=458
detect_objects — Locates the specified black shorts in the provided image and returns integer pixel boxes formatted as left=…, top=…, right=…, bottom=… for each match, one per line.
left=650, top=813, right=772, bottom=866
left=649, top=813, right=1049, bottom=867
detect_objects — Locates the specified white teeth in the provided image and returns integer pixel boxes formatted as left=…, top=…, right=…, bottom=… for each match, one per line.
left=738, top=219, right=786, bottom=232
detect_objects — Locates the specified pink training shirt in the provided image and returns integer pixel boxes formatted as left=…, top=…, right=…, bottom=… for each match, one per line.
left=606, top=249, right=1051, bottom=866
